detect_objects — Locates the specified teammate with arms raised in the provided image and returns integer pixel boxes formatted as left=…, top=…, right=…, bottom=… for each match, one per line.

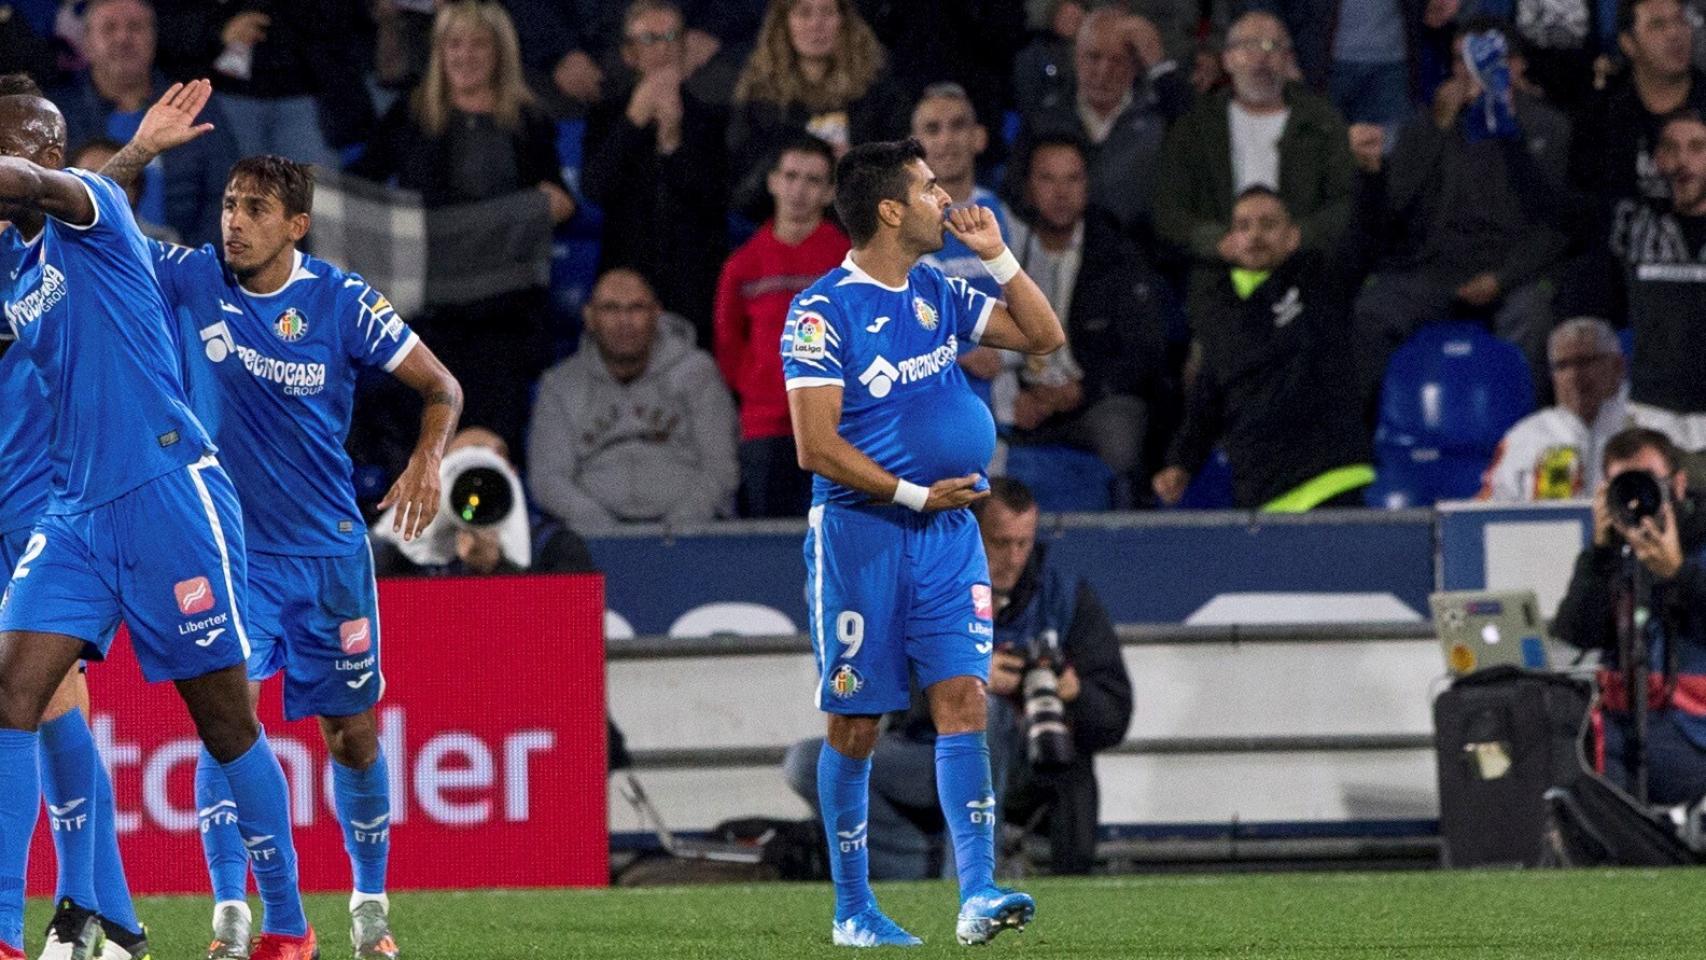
left=0, top=84, right=312, bottom=960
left=782, top=138, right=1065, bottom=947
left=106, top=88, right=462, bottom=960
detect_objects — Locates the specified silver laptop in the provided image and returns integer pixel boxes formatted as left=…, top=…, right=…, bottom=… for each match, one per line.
left=1430, top=590, right=1550, bottom=676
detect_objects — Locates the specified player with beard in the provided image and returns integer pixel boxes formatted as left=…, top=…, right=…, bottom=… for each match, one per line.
left=0, top=80, right=311, bottom=960
left=781, top=138, right=1063, bottom=946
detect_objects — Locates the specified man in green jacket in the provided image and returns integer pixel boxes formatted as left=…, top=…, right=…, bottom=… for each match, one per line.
left=1153, top=10, right=1356, bottom=317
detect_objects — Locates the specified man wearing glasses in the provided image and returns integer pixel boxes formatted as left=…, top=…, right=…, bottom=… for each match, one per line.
left=583, top=0, right=730, bottom=346
left=1479, top=318, right=1633, bottom=501
left=1155, top=11, right=1355, bottom=317
left=528, top=267, right=738, bottom=533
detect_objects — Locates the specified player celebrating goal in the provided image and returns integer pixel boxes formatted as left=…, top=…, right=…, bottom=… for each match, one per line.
left=782, top=138, right=1066, bottom=947
left=0, top=83, right=312, bottom=960
left=103, top=82, right=462, bottom=960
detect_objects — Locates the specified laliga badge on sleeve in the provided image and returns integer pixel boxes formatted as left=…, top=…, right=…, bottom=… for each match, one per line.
left=792, top=312, right=828, bottom=360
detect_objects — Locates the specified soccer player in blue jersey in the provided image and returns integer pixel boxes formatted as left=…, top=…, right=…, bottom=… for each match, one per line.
left=104, top=93, right=461, bottom=960
left=782, top=138, right=1066, bottom=947
left=0, top=85, right=315, bottom=960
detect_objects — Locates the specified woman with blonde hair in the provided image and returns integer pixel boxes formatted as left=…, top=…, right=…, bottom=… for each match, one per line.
left=352, top=0, right=574, bottom=460
left=727, top=0, right=908, bottom=185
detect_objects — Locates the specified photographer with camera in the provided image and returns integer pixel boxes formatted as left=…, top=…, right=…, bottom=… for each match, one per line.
left=779, top=477, right=1131, bottom=876
left=1556, top=427, right=1706, bottom=806
left=371, top=427, right=595, bottom=576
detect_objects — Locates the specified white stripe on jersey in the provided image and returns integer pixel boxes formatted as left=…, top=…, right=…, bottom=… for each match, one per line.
left=809, top=505, right=826, bottom=710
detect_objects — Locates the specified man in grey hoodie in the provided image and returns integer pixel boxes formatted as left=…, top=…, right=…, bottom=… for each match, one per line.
left=527, top=267, right=739, bottom=533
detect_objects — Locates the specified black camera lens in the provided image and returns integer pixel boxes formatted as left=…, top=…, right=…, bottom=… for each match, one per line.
left=1607, top=470, right=1665, bottom=529
left=448, top=465, right=515, bottom=527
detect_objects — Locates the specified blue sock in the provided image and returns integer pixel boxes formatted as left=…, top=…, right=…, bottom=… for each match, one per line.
left=89, top=745, right=140, bottom=934
left=220, top=732, right=306, bottom=936
left=0, top=729, right=40, bottom=950
left=332, top=752, right=391, bottom=895
left=37, top=710, right=99, bottom=911
left=195, top=747, right=248, bottom=904
left=816, top=742, right=874, bottom=922
left=935, top=732, right=996, bottom=902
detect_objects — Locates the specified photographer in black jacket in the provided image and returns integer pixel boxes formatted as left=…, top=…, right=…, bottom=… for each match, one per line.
left=780, top=477, right=1133, bottom=876
left=1556, top=427, right=1706, bottom=805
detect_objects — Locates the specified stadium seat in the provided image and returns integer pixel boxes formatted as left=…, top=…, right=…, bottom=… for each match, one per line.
left=1619, top=325, right=1634, bottom=359
left=1370, top=323, right=1535, bottom=507
left=605, top=609, right=636, bottom=642
left=667, top=603, right=796, bottom=639
left=1003, top=444, right=1115, bottom=512
left=1173, top=448, right=1235, bottom=510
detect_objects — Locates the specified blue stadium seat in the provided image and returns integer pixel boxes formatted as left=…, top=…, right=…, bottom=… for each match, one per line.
left=1173, top=448, right=1235, bottom=510
left=1371, top=323, right=1535, bottom=507
left=1003, top=444, right=1115, bottom=512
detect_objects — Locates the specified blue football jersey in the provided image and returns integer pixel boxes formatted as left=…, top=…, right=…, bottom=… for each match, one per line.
left=1, top=170, right=212, bottom=515
left=781, top=254, right=997, bottom=507
left=153, top=244, right=419, bottom=556
left=0, top=230, right=51, bottom=535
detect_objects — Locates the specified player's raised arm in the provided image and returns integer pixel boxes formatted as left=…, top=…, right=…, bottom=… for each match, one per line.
left=379, top=341, right=464, bottom=541
left=789, top=384, right=985, bottom=512
left=944, top=205, right=1065, bottom=356
left=0, top=157, right=94, bottom=226
left=101, top=80, right=217, bottom=190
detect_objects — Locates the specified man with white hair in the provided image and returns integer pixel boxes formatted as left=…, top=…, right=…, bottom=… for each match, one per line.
left=1479, top=318, right=1633, bottom=501
left=1015, top=6, right=1192, bottom=239
left=1154, top=10, right=1355, bottom=314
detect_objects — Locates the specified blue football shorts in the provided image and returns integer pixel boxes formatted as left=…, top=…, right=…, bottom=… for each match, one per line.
left=803, top=502, right=995, bottom=715
left=0, top=455, right=249, bottom=683
left=245, top=542, right=383, bottom=721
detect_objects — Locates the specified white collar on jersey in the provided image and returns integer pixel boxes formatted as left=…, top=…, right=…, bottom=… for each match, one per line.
left=238, top=249, right=318, bottom=299
left=836, top=252, right=908, bottom=293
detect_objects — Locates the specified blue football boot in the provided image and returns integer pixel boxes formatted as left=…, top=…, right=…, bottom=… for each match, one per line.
left=955, top=888, right=1035, bottom=945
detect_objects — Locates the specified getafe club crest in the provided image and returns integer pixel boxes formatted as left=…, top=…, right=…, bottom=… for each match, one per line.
left=913, top=296, right=938, bottom=330
left=829, top=664, right=863, bottom=699
left=273, top=307, right=308, bottom=342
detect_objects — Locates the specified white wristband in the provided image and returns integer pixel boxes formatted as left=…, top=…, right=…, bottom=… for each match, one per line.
left=981, top=246, right=1021, bottom=286
left=892, top=479, right=929, bottom=512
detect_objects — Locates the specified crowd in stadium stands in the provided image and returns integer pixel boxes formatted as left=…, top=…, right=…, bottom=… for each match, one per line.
left=12, top=0, right=1706, bottom=523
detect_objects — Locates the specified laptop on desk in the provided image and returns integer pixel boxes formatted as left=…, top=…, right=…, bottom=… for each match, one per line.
left=1430, top=590, right=1550, bottom=676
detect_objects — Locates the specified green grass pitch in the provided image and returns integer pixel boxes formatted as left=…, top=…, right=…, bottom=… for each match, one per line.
left=26, top=869, right=1706, bottom=958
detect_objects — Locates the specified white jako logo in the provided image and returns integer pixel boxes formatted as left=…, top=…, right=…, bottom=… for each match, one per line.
left=858, top=356, right=900, bottom=398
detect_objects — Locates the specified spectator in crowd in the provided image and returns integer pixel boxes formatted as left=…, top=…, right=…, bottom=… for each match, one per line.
left=781, top=477, right=1132, bottom=878
left=50, top=0, right=239, bottom=246
left=1460, top=0, right=1617, bottom=108
left=528, top=268, right=739, bottom=533
left=1480, top=317, right=1633, bottom=500
left=500, top=0, right=626, bottom=109
left=583, top=0, right=730, bottom=344
left=911, top=83, right=1015, bottom=408
left=1153, top=10, right=1356, bottom=316
left=854, top=0, right=1026, bottom=152
left=152, top=0, right=374, bottom=166
left=1017, top=7, right=1192, bottom=241
left=1613, top=107, right=1706, bottom=449
left=351, top=0, right=576, bottom=458
left=68, top=135, right=178, bottom=242
left=726, top=0, right=909, bottom=187
left=713, top=135, right=848, bottom=517
left=1004, top=135, right=1177, bottom=490
left=1154, top=186, right=1375, bottom=510
left=1259, top=0, right=1452, bottom=127
left=1012, top=0, right=1086, bottom=121
left=369, top=0, right=440, bottom=96
left=1352, top=20, right=1570, bottom=407
left=1572, top=0, right=1706, bottom=264
left=371, top=427, right=597, bottom=576
left=1555, top=427, right=1706, bottom=806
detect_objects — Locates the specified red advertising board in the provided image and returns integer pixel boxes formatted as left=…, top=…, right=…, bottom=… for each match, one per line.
left=26, top=574, right=608, bottom=894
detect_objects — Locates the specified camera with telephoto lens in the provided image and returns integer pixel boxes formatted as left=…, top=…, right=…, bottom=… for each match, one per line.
left=1018, top=628, right=1076, bottom=772
left=1607, top=469, right=1668, bottom=531
left=442, top=447, right=518, bottom=530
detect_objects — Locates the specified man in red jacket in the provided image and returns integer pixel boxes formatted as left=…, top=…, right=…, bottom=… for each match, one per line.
left=714, top=134, right=850, bottom=516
